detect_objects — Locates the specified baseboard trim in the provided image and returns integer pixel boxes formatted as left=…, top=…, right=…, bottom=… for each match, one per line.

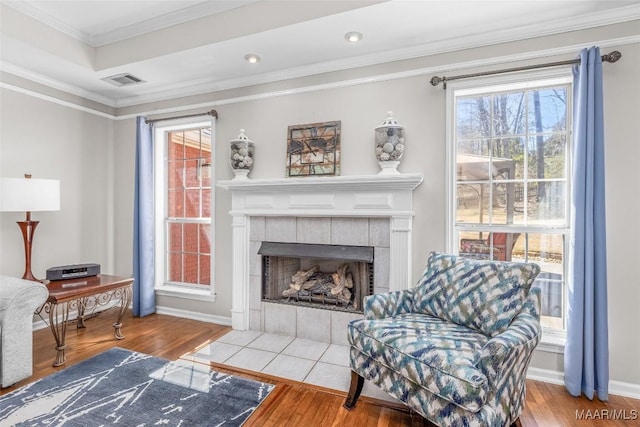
left=155, top=305, right=232, bottom=326
left=527, top=367, right=640, bottom=399
left=609, top=380, right=640, bottom=400
left=526, top=367, right=565, bottom=386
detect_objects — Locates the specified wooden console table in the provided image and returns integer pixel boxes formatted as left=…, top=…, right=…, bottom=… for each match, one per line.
left=39, top=274, right=133, bottom=367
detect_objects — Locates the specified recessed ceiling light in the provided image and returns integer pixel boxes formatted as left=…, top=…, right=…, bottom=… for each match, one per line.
left=244, top=54, right=261, bottom=64
left=345, top=32, right=363, bottom=43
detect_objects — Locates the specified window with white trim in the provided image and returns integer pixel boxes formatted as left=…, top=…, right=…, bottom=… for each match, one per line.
left=448, top=71, right=571, bottom=335
left=154, top=120, right=215, bottom=299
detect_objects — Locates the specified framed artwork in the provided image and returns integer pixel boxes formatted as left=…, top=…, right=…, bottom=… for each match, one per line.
left=286, top=121, right=341, bottom=177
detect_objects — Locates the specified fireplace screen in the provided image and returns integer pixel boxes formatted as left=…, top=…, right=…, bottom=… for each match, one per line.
left=258, top=242, right=374, bottom=313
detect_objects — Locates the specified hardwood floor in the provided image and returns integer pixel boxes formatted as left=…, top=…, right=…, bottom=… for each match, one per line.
left=2, top=310, right=638, bottom=426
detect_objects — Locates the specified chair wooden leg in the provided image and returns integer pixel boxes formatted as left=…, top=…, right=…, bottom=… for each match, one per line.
left=343, top=370, right=365, bottom=410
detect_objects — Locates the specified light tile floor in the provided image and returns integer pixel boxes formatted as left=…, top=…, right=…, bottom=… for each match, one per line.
left=184, top=330, right=396, bottom=402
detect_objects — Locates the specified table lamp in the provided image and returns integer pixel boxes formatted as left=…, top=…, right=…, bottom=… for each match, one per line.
left=0, top=174, right=60, bottom=281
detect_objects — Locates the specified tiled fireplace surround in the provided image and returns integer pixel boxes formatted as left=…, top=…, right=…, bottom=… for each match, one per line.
left=249, top=216, right=390, bottom=344
left=218, top=173, right=423, bottom=346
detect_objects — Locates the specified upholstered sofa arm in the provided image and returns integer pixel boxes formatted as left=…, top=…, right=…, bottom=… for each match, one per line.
left=475, top=288, right=541, bottom=423
left=363, top=289, right=415, bottom=320
left=0, top=275, right=49, bottom=387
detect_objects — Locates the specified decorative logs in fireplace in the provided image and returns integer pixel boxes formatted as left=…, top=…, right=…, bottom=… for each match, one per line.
left=259, top=241, right=374, bottom=313
left=282, top=264, right=355, bottom=308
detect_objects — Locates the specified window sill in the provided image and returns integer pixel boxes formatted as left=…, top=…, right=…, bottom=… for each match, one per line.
left=155, top=285, right=217, bottom=302
left=537, top=330, right=566, bottom=354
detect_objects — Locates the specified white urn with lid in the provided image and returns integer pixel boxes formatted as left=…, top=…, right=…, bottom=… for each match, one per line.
left=229, top=129, right=255, bottom=180
left=374, top=111, right=405, bottom=175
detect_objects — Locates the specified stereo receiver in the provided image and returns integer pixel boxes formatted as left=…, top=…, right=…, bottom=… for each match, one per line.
left=46, top=263, right=100, bottom=281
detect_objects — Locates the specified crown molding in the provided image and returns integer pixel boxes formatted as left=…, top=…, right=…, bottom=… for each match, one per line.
left=90, top=1, right=259, bottom=47
left=3, top=0, right=259, bottom=48
left=4, top=34, right=639, bottom=122
left=111, top=6, right=640, bottom=107
left=0, top=61, right=117, bottom=107
left=113, top=34, right=640, bottom=122
left=113, top=32, right=640, bottom=109
left=2, top=1, right=89, bottom=43
left=0, top=81, right=117, bottom=119
left=3, top=4, right=639, bottom=109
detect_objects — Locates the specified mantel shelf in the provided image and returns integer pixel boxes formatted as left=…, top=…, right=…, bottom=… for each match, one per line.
left=217, top=173, right=424, bottom=193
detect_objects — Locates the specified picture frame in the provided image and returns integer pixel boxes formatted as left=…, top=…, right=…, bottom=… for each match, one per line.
left=286, top=121, right=341, bottom=177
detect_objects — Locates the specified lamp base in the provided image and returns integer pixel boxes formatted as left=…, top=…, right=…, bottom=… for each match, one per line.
left=17, top=220, right=40, bottom=281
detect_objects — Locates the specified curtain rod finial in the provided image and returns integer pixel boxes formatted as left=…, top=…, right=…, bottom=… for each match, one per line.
left=430, top=76, right=445, bottom=88
left=603, top=50, right=622, bottom=63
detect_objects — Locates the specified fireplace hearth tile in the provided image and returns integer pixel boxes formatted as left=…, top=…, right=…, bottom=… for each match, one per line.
left=192, top=341, right=242, bottom=364
left=217, top=329, right=262, bottom=347
left=249, top=309, right=261, bottom=331
left=264, top=303, right=296, bottom=336
left=262, top=354, right=315, bottom=382
left=303, top=361, right=351, bottom=391
left=185, top=332, right=402, bottom=402
left=282, top=338, right=329, bottom=361
left=224, top=347, right=277, bottom=372
left=296, top=306, right=331, bottom=342
left=248, top=333, right=294, bottom=353
left=330, top=311, right=362, bottom=346
left=319, top=344, right=350, bottom=367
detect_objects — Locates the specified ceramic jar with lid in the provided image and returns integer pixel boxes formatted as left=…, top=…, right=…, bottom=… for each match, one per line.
left=229, top=129, right=255, bottom=180
left=374, top=111, right=405, bottom=175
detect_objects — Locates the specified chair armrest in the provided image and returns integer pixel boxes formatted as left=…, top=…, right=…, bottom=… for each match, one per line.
left=476, top=287, right=541, bottom=391
left=363, top=289, right=415, bottom=320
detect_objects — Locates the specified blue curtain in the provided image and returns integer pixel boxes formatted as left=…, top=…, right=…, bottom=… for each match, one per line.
left=133, top=116, right=156, bottom=317
left=564, top=47, right=608, bottom=401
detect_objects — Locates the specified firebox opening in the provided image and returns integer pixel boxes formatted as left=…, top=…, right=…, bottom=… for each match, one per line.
left=258, top=242, right=374, bottom=313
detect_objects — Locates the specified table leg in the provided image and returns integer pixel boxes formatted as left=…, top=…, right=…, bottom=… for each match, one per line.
left=77, top=297, right=87, bottom=329
left=47, top=302, right=70, bottom=367
left=113, top=286, right=132, bottom=340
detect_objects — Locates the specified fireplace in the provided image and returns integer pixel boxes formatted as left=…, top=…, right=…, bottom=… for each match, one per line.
left=217, top=173, right=423, bottom=335
left=259, top=242, right=374, bottom=313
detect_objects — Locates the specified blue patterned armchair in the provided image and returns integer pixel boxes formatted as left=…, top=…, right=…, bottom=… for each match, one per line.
left=344, top=252, right=542, bottom=427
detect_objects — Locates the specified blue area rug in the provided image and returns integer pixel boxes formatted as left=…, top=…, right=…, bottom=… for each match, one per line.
left=0, top=347, right=274, bottom=426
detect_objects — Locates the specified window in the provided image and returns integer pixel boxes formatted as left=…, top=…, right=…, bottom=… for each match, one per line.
left=154, top=120, right=214, bottom=299
left=448, top=71, right=571, bottom=336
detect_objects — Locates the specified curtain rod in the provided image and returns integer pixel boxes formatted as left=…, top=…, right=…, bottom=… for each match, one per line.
left=145, top=109, right=218, bottom=124
left=430, top=50, right=621, bottom=89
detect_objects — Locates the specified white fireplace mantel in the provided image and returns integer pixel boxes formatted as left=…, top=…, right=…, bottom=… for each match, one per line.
left=217, top=173, right=423, bottom=330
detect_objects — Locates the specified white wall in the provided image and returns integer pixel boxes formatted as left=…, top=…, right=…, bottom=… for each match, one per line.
left=3, top=22, right=639, bottom=390
left=0, top=88, right=114, bottom=278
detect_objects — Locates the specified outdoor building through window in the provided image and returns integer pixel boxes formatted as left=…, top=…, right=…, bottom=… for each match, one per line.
left=154, top=121, right=213, bottom=295
left=449, top=73, right=571, bottom=334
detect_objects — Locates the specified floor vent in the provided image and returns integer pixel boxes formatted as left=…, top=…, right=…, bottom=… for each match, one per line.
left=101, top=73, right=146, bottom=87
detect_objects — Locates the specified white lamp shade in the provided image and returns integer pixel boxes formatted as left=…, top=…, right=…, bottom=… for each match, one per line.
left=0, top=177, right=60, bottom=212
